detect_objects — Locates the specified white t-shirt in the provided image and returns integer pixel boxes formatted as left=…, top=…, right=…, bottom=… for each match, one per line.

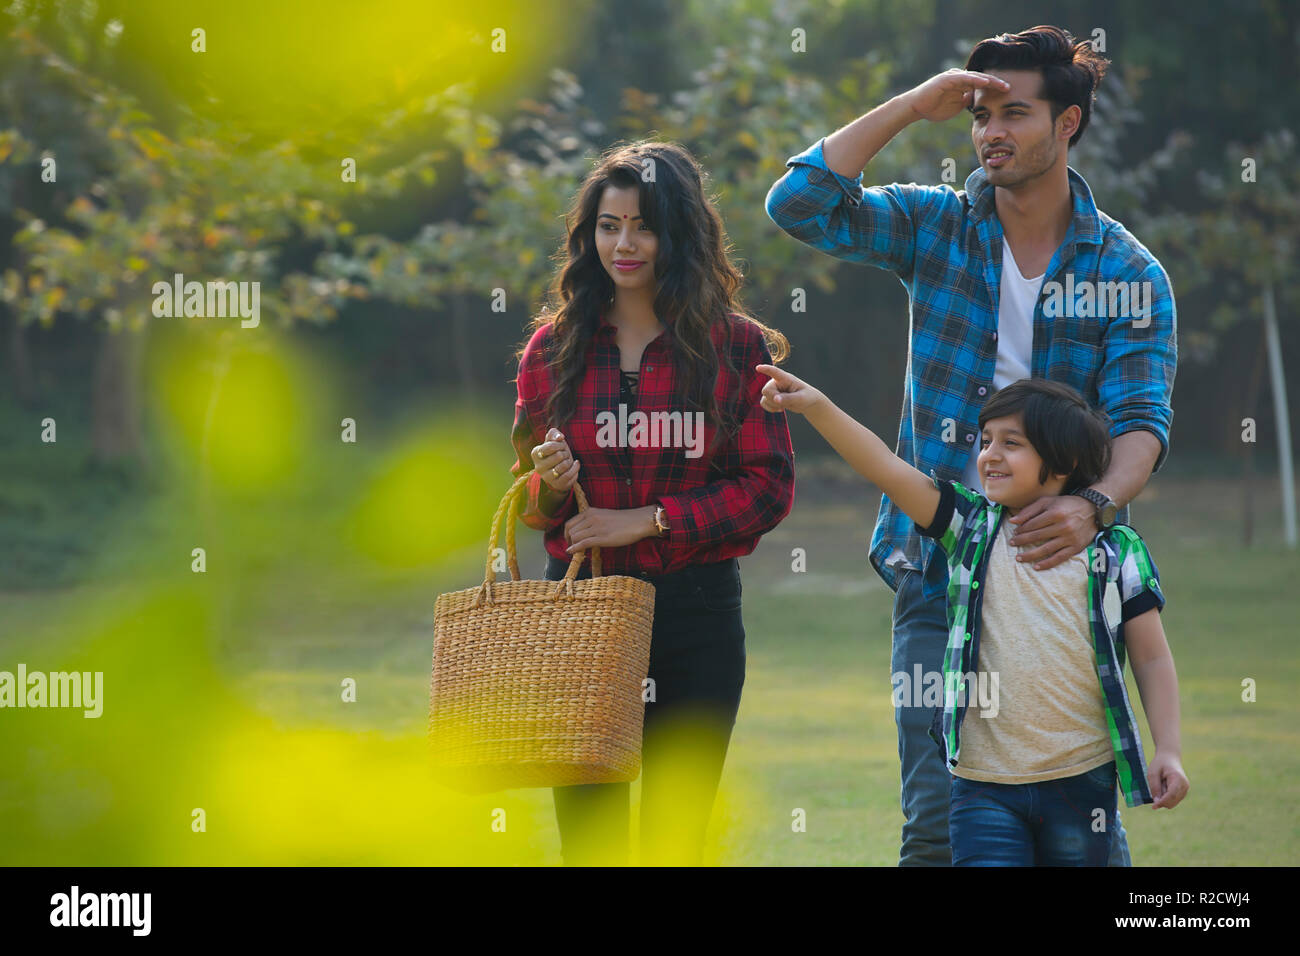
left=958, top=237, right=1040, bottom=494
left=887, top=236, right=1039, bottom=570
left=950, top=516, right=1113, bottom=783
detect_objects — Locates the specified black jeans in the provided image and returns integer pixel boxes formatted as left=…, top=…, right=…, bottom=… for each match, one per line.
left=544, top=554, right=747, bottom=866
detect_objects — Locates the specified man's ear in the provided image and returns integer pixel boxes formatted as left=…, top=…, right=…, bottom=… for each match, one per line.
left=1056, top=104, right=1081, bottom=142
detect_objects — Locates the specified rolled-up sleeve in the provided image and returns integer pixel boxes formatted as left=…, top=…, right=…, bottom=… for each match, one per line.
left=1097, top=258, right=1178, bottom=474
left=764, top=136, right=923, bottom=278
left=1114, top=526, right=1166, bottom=621
left=654, top=335, right=795, bottom=551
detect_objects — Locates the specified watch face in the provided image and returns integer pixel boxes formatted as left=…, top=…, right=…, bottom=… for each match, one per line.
left=1100, top=503, right=1118, bottom=527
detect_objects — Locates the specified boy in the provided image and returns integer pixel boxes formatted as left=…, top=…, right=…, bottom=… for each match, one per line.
left=757, top=365, right=1189, bottom=865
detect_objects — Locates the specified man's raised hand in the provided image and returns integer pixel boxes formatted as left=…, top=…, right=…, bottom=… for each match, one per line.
left=906, top=69, right=1011, bottom=123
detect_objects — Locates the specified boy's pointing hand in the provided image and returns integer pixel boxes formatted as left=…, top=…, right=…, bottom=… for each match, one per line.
left=757, top=364, right=826, bottom=415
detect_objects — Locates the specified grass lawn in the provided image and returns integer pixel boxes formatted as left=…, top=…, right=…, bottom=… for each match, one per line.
left=2, top=430, right=1298, bottom=864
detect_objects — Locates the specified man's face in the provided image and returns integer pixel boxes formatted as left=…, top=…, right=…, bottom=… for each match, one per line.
left=969, top=69, right=1071, bottom=188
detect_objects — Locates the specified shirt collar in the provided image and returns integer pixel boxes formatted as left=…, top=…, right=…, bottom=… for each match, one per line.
left=964, top=164, right=1103, bottom=247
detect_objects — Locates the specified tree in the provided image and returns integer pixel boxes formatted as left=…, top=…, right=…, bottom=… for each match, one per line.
left=1143, top=131, right=1299, bottom=547
left=0, top=16, right=448, bottom=468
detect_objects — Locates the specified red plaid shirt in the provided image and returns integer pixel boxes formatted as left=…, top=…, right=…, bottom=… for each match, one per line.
left=511, top=310, right=795, bottom=575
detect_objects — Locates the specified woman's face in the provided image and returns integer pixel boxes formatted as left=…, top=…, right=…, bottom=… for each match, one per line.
left=594, top=185, right=658, bottom=296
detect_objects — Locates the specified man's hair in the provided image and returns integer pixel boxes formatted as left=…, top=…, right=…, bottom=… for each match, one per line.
left=965, top=25, right=1109, bottom=148
left=977, top=378, right=1113, bottom=492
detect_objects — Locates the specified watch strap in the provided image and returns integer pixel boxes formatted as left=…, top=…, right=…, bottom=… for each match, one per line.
left=1071, top=488, right=1116, bottom=528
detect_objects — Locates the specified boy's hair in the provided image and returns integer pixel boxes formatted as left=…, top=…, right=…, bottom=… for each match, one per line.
left=964, top=25, right=1110, bottom=148
left=978, top=378, right=1112, bottom=492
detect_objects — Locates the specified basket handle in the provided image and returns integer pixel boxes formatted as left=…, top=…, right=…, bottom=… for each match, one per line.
left=479, top=472, right=601, bottom=601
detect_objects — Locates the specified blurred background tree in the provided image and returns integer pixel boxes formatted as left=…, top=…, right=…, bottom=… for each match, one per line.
left=1143, top=131, right=1299, bottom=546
left=1, top=0, right=1296, bottom=567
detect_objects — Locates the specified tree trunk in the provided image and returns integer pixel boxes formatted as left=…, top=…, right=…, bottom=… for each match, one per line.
left=449, top=293, right=476, bottom=397
left=1242, top=321, right=1268, bottom=547
left=6, top=306, right=38, bottom=407
left=1263, top=279, right=1296, bottom=548
left=90, top=321, right=149, bottom=470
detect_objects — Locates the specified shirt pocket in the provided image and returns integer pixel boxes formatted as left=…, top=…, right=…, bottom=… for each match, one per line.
left=1048, top=293, right=1108, bottom=350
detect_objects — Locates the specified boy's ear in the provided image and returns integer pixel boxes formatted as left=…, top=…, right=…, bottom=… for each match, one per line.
left=1048, top=460, right=1076, bottom=489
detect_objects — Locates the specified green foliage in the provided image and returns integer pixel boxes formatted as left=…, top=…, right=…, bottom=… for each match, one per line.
left=0, top=17, right=457, bottom=330
left=1143, top=130, right=1299, bottom=336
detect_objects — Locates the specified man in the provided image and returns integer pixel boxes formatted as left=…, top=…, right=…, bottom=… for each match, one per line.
left=765, top=25, right=1177, bottom=865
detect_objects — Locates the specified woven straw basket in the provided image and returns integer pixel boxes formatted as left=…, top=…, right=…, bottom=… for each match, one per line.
left=428, top=473, right=656, bottom=791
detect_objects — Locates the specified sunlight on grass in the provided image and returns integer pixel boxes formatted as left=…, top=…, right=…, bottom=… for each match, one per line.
left=3, top=413, right=1296, bottom=865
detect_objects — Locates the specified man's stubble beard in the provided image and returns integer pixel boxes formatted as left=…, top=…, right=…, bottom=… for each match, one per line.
left=986, top=133, right=1060, bottom=190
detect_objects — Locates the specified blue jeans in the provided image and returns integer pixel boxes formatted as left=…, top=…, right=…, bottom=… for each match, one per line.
left=891, top=559, right=1132, bottom=866
left=949, top=762, right=1118, bottom=865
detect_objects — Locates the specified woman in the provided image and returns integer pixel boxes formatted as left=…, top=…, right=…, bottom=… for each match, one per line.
left=510, top=140, right=795, bottom=865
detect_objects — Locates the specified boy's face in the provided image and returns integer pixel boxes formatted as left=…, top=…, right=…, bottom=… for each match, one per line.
left=978, top=412, right=1070, bottom=508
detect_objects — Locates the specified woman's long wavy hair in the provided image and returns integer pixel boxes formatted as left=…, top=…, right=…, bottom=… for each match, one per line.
left=518, top=140, right=789, bottom=458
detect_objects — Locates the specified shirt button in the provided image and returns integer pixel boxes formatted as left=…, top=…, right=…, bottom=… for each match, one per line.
left=965, top=434, right=974, bottom=443
left=992, top=331, right=999, bottom=341
left=965, top=632, right=972, bottom=642
left=625, top=478, right=633, bottom=486
left=971, top=581, right=979, bottom=589
left=977, top=386, right=987, bottom=396
left=645, top=366, right=653, bottom=372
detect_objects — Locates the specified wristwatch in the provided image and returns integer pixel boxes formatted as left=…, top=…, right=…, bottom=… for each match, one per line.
left=1071, top=488, right=1118, bottom=530
left=652, top=505, right=671, bottom=538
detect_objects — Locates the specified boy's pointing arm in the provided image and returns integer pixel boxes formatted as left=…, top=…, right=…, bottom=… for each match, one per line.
left=757, top=364, right=940, bottom=531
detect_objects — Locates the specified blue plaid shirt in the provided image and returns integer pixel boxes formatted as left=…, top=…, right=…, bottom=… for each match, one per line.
left=765, top=138, right=1177, bottom=602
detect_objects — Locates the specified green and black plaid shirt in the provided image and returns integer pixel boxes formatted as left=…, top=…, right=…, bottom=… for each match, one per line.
left=918, top=477, right=1167, bottom=807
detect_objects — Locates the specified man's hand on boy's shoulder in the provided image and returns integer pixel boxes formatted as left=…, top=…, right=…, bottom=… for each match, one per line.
left=1005, top=494, right=1097, bottom=570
